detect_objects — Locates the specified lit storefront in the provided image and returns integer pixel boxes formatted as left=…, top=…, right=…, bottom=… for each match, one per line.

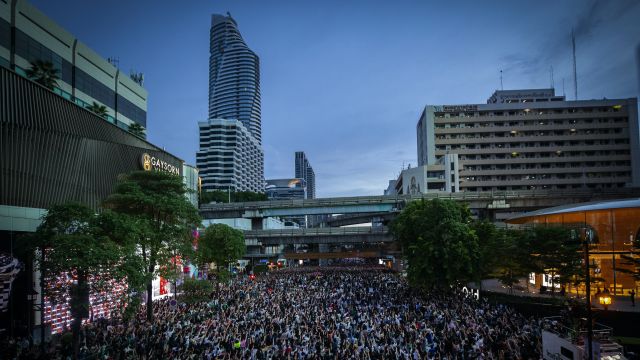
left=507, top=198, right=640, bottom=295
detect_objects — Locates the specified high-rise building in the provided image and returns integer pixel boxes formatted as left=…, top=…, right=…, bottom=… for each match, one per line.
left=265, top=178, right=307, bottom=200
left=199, top=14, right=264, bottom=192
left=0, top=0, right=148, bottom=133
left=416, top=89, right=639, bottom=192
left=295, top=151, right=316, bottom=199
left=197, top=119, right=264, bottom=193
left=208, top=13, right=261, bottom=143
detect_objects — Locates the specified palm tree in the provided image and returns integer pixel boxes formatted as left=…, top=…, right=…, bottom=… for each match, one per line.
left=86, top=102, right=108, bottom=119
left=128, top=123, right=146, bottom=139
left=26, top=60, right=59, bottom=90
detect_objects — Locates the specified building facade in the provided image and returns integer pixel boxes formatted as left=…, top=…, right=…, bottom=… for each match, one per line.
left=265, top=179, right=307, bottom=200
left=197, top=119, right=264, bottom=193
left=389, top=154, right=460, bottom=196
left=209, top=13, right=261, bottom=143
left=0, top=66, right=184, bottom=335
left=295, top=152, right=316, bottom=199
left=417, top=89, right=640, bottom=192
left=200, top=14, right=264, bottom=192
left=0, top=0, right=148, bottom=133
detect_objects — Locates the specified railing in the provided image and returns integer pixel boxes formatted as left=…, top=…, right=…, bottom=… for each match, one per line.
left=200, top=188, right=640, bottom=211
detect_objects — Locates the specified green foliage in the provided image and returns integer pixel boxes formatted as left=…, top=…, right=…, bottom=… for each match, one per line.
left=391, top=199, right=479, bottom=289
left=34, top=203, right=121, bottom=358
left=86, top=102, right=108, bottom=119
left=200, top=190, right=267, bottom=204
left=26, top=60, right=59, bottom=89
left=492, top=229, right=532, bottom=292
left=103, top=170, right=201, bottom=320
left=127, top=123, right=146, bottom=139
left=527, top=226, right=582, bottom=292
left=196, top=223, right=245, bottom=281
left=180, top=278, right=213, bottom=304
left=471, top=220, right=499, bottom=282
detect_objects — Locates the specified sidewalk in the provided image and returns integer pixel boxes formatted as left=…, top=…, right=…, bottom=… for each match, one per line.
left=478, top=279, right=640, bottom=313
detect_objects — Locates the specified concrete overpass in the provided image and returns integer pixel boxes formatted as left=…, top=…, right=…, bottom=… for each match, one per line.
left=201, top=188, right=640, bottom=221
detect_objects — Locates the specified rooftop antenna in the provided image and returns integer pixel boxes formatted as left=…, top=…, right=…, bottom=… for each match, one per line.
left=572, top=29, right=578, bottom=100
left=562, top=78, right=566, bottom=97
left=107, top=56, right=119, bottom=68
left=500, top=69, right=504, bottom=90
left=550, top=65, right=555, bottom=89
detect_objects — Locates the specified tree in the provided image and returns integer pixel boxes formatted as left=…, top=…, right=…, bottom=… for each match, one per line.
left=390, top=199, right=479, bottom=289
left=492, top=229, right=531, bottom=293
left=103, top=171, right=201, bottom=321
left=528, top=226, right=581, bottom=294
left=26, top=60, right=59, bottom=89
left=471, top=220, right=499, bottom=286
left=180, top=278, right=214, bottom=304
left=86, top=102, right=108, bottom=119
left=195, top=223, right=245, bottom=284
left=128, top=123, right=146, bottom=139
left=34, top=203, right=120, bottom=359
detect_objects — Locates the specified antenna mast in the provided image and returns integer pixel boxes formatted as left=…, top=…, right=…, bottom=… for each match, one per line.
left=572, top=30, right=578, bottom=100
left=500, top=70, right=503, bottom=90
left=550, top=65, right=554, bottom=89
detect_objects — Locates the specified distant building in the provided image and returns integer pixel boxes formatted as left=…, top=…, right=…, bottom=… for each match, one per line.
left=386, top=154, right=459, bottom=196
left=0, top=0, right=148, bottom=132
left=265, top=178, right=307, bottom=200
left=199, top=13, right=264, bottom=192
left=295, top=152, right=316, bottom=199
left=183, top=164, right=200, bottom=207
left=197, top=118, right=264, bottom=193
left=417, top=89, right=639, bottom=192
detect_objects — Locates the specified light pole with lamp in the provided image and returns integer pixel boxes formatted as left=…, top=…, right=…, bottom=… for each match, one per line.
left=26, top=288, right=43, bottom=349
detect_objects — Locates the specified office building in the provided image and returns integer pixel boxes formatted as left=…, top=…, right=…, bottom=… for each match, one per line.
left=388, top=154, right=460, bottom=196
left=197, top=119, right=264, bottom=193
left=0, top=0, right=148, bottom=133
left=295, top=152, right=316, bottom=199
left=200, top=14, right=264, bottom=192
left=417, top=89, right=639, bottom=192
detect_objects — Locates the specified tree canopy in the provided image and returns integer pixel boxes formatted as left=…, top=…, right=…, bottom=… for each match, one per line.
left=34, top=203, right=121, bottom=358
left=391, top=199, right=479, bottom=289
left=26, top=60, right=59, bottom=89
left=103, top=170, right=201, bottom=320
left=195, top=223, right=245, bottom=282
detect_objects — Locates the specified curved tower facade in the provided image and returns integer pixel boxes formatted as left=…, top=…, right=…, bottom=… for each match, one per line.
left=209, top=14, right=261, bottom=143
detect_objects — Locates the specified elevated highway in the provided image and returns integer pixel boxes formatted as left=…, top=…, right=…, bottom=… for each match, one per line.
left=201, top=188, right=640, bottom=220
left=243, top=226, right=392, bottom=245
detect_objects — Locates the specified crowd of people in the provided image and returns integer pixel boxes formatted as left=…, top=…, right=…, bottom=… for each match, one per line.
left=2, top=266, right=542, bottom=359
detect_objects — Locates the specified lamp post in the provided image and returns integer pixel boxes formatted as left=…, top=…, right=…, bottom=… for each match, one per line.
left=598, top=288, right=612, bottom=311
left=583, top=232, right=593, bottom=360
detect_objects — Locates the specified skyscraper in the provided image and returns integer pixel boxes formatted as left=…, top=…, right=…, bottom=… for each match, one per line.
left=295, top=151, right=316, bottom=199
left=199, top=13, right=264, bottom=192
left=208, top=13, right=261, bottom=143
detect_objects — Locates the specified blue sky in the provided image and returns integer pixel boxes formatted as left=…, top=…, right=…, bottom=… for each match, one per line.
left=32, top=0, right=640, bottom=197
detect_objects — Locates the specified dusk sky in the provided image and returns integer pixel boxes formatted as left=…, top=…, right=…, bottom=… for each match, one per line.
left=32, top=0, right=640, bottom=197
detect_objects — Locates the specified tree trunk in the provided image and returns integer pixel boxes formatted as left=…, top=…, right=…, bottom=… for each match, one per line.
left=147, top=262, right=154, bottom=322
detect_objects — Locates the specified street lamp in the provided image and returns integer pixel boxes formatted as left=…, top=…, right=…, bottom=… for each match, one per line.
left=26, top=288, right=39, bottom=347
left=597, top=288, right=612, bottom=311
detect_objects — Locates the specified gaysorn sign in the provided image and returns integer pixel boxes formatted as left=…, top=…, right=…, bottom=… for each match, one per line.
left=140, top=153, right=180, bottom=176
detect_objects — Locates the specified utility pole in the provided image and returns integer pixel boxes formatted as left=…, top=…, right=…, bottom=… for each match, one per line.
left=572, top=30, right=578, bottom=100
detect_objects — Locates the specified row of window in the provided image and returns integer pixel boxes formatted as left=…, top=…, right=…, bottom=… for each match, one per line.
left=464, top=183, right=626, bottom=191
left=434, top=118, right=627, bottom=128
left=8, top=24, right=147, bottom=127
left=434, top=106, right=623, bottom=118
left=464, top=161, right=629, bottom=171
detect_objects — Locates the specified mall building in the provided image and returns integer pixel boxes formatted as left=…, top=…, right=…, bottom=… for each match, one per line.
left=0, top=0, right=148, bottom=133
left=0, top=0, right=198, bottom=336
